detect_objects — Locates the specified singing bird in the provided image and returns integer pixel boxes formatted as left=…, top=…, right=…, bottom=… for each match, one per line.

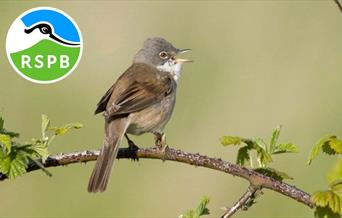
left=88, top=37, right=191, bottom=192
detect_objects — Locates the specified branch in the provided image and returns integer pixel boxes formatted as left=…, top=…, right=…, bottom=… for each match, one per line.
left=221, top=185, right=259, bottom=218
left=0, top=146, right=314, bottom=209
left=334, top=0, right=342, bottom=14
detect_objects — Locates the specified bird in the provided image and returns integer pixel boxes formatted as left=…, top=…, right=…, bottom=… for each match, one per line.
left=87, top=37, right=191, bottom=193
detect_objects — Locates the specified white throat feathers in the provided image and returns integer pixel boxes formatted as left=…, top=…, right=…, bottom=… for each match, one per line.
left=157, top=61, right=182, bottom=82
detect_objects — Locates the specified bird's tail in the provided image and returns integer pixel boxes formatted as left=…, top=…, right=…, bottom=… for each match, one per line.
left=87, top=117, right=129, bottom=193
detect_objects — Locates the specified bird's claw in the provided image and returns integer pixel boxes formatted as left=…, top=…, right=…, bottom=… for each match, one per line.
left=128, top=142, right=139, bottom=161
left=154, top=132, right=166, bottom=149
left=125, top=134, right=139, bottom=161
left=154, top=132, right=169, bottom=161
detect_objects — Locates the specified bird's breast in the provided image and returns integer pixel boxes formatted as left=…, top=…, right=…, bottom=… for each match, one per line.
left=126, top=93, right=176, bottom=135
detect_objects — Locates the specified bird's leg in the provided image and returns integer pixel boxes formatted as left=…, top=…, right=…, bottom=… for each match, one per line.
left=125, top=133, right=139, bottom=148
left=154, top=132, right=167, bottom=150
left=124, top=133, right=139, bottom=161
left=154, top=132, right=169, bottom=161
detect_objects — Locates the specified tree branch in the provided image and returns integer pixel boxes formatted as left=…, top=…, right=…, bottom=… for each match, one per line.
left=0, top=146, right=314, bottom=209
left=221, top=185, right=260, bottom=218
left=334, top=0, right=342, bottom=14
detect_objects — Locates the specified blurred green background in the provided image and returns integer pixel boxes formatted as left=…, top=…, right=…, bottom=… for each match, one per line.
left=1, top=1, right=341, bottom=217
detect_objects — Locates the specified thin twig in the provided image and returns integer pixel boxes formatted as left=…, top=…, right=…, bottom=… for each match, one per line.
left=221, top=185, right=259, bottom=218
left=334, top=0, right=342, bottom=14
left=0, top=147, right=314, bottom=209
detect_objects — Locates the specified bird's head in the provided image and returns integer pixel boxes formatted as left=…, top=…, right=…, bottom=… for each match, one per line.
left=134, top=37, right=191, bottom=81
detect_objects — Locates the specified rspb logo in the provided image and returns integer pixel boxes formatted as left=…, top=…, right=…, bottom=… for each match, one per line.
left=6, top=7, right=83, bottom=84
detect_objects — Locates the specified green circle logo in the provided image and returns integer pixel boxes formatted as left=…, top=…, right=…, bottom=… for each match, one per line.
left=6, top=7, right=83, bottom=84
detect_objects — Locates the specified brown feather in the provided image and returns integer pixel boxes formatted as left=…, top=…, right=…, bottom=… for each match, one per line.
left=88, top=117, right=129, bottom=193
left=105, top=63, right=175, bottom=117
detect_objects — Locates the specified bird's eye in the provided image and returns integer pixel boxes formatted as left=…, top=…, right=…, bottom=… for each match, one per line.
left=159, top=51, right=168, bottom=59
left=41, top=27, right=49, bottom=34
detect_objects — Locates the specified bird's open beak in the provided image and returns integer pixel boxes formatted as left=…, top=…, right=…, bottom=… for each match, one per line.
left=176, top=48, right=192, bottom=63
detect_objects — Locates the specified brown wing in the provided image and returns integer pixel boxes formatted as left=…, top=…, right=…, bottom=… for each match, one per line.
left=97, top=63, right=175, bottom=117
left=94, top=84, right=115, bottom=114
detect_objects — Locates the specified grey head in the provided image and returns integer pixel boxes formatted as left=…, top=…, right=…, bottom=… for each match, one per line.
left=134, top=37, right=191, bottom=81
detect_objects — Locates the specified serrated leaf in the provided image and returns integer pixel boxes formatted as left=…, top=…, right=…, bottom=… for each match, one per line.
left=0, top=151, right=29, bottom=179
left=271, top=143, right=298, bottom=154
left=330, top=180, right=342, bottom=196
left=220, top=136, right=242, bottom=146
left=322, top=142, right=337, bottom=155
left=257, top=152, right=273, bottom=167
left=194, top=196, right=210, bottom=217
left=269, top=125, right=281, bottom=153
left=0, top=134, right=11, bottom=155
left=328, top=159, right=342, bottom=184
left=253, top=139, right=272, bottom=167
left=41, top=114, right=50, bottom=140
left=0, top=154, right=11, bottom=175
left=8, top=154, right=28, bottom=179
left=181, top=196, right=210, bottom=218
left=31, top=142, right=49, bottom=163
left=308, top=135, right=334, bottom=165
left=254, top=138, right=268, bottom=152
left=329, top=138, right=342, bottom=154
left=312, top=190, right=342, bottom=214
left=236, top=146, right=250, bottom=166
left=254, top=167, right=293, bottom=181
left=308, top=136, right=341, bottom=165
left=51, top=122, right=83, bottom=136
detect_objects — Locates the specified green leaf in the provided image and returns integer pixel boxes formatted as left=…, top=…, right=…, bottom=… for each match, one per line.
left=31, top=142, right=49, bottom=163
left=0, top=134, right=12, bottom=154
left=322, top=142, right=338, bottom=155
left=220, top=136, right=242, bottom=146
left=269, top=125, right=281, bottom=153
left=271, top=143, right=298, bottom=154
left=41, top=114, right=50, bottom=140
left=193, top=196, right=210, bottom=217
left=0, top=154, right=11, bottom=175
left=0, top=115, right=83, bottom=180
left=254, top=167, right=293, bottom=181
left=256, top=151, right=272, bottom=168
left=308, top=135, right=334, bottom=165
left=312, top=190, right=342, bottom=215
left=0, top=151, right=29, bottom=179
left=254, top=138, right=268, bottom=152
left=8, top=152, right=29, bottom=179
left=180, top=196, right=210, bottom=218
left=236, top=146, right=250, bottom=166
left=51, top=122, right=83, bottom=136
left=329, top=138, right=342, bottom=154
left=314, top=206, right=341, bottom=218
left=308, top=136, right=342, bottom=165
left=330, top=179, right=342, bottom=196
left=253, top=139, right=272, bottom=167
left=328, top=159, right=342, bottom=184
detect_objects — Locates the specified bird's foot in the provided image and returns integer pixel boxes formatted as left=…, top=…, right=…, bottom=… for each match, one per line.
left=154, top=132, right=167, bottom=150
left=154, top=132, right=168, bottom=161
left=125, top=134, right=139, bottom=161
